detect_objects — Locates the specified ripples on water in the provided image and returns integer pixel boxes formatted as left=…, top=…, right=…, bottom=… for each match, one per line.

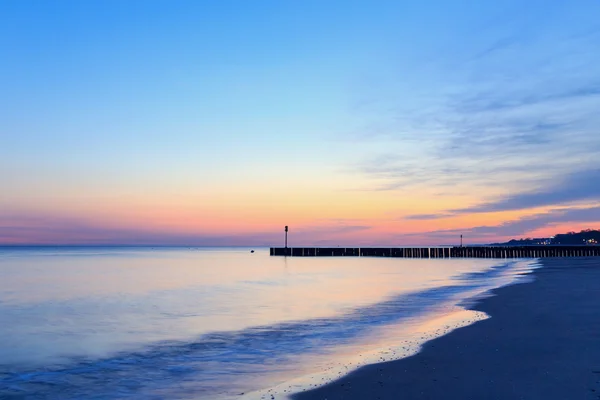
left=0, top=247, right=537, bottom=399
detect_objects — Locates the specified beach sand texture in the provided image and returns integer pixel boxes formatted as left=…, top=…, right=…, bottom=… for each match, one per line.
left=293, top=257, right=600, bottom=400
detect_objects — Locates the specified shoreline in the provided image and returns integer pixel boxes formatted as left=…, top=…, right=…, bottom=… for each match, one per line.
left=243, top=308, right=490, bottom=400
left=292, top=257, right=600, bottom=400
left=243, top=259, right=537, bottom=400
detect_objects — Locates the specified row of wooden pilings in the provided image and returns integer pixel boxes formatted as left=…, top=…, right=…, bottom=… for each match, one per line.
left=269, top=246, right=600, bottom=258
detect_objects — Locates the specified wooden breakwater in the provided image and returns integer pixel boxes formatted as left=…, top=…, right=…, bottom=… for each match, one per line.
left=269, top=246, right=600, bottom=258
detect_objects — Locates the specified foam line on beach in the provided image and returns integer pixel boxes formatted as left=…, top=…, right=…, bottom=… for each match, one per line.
left=242, top=308, right=489, bottom=400
left=243, top=259, right=540, bottom=400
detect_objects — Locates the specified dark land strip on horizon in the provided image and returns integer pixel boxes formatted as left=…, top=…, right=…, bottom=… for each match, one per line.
left=292, top=257, right=600, bottom=400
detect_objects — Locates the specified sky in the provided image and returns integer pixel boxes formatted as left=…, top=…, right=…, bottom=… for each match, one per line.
left=1, top=0, right=600, bottom=246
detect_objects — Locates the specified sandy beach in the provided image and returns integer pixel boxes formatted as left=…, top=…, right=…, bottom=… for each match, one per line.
left=293, top=257, right=600, bottom=400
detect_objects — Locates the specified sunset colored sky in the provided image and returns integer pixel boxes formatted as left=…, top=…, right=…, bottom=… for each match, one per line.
left=2, top=0, right=600, bottom=246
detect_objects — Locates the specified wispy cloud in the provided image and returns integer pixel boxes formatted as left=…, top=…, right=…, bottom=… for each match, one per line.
left=0, top=211, right=273, bottom=246
left=0, top=211, right=372, bottom=246
left=351, top=16, right=600, bottom=215
left=403, top=213, right=452, bottom=220
left=453, top=168, right=600, bottom=213
left=397, top=206, right=600, bottom=243
left=453, top=82, right=600, bottom=114
left=469, top=34, right=520, bottom=62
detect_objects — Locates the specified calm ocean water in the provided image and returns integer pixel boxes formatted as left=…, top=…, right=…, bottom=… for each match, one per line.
left=0, top=247, right=536, bottom=399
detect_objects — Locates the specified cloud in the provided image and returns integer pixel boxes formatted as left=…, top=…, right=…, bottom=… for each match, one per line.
left=0, top=211, right=272, bottom=246
left=453, top=82, right=600, bottom=114
left=453, top=168, right=600, bottom=213
left=398, top=206, right=600, bottom=244
left=469, top=34, right=519, bottom=61
left=403, top=213, right=452, bottom=220
left=470, top=206, right=600, bottom=237
left=0, top=211, right=372, bottom=246
left=355, top=150, right=551, bottom=193
left=351, top=15, right=600, bottom=208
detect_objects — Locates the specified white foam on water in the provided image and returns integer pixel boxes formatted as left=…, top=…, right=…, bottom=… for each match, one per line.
left=241, top=309, right=489, bottom=400
left=242, top=259, right=541, bottom=400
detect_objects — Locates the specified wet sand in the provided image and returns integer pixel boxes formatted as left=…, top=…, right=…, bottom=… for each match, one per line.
left=292, top=257, right=600, bottom=400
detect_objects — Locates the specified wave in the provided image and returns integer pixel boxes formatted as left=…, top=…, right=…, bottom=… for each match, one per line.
left=0, top=260, right=534, bottom=399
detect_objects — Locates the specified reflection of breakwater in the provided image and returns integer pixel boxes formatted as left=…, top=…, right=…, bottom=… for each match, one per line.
left=270, top=246, right=600, bottom=258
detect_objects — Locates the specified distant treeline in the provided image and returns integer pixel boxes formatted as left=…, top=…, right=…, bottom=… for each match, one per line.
left=492, top=229, right=600, bottom=246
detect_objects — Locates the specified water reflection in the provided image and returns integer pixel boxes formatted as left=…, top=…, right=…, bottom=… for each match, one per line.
left=0, top=247, right=537, bottom=399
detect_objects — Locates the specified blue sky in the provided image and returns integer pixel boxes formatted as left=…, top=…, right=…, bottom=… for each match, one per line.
left=1, top=0, right=599, bottom=245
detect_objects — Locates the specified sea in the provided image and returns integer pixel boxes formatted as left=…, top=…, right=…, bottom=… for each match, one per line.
left=0, top=247, right=538, bottom=399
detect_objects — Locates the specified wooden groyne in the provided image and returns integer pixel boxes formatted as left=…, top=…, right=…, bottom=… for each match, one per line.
left=269, top=246, right=600, bottom=258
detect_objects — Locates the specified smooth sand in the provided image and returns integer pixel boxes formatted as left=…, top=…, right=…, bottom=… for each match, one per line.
left=292, top=258, right=600, bottom=400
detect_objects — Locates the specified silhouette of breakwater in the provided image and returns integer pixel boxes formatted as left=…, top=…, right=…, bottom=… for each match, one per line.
left=269, top=246, right=600, bottom=258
